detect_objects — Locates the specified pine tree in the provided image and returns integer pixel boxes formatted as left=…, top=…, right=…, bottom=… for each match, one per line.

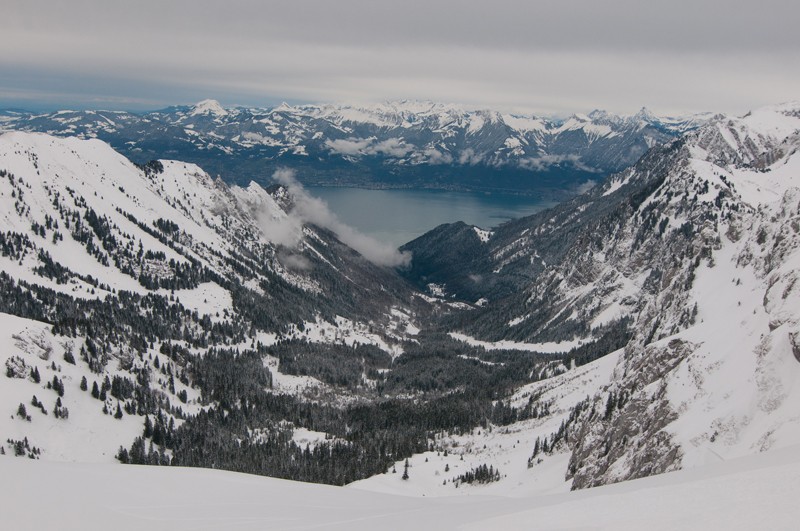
left=115, top=403, right=123, bottom=419
left=116, top=446, right=130, bottom=464
left=91, top=381, right=100, bottom=399
left=402, top=459, right=409, bottom=480
left=80, top=376, right=88, bottom=391
left=52, top=375, right=64, bottom=397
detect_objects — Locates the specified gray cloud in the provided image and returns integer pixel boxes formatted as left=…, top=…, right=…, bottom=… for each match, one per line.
left=1, top=1, right=799, bottom=114
left=575, top=180, right=598, bottom=194
left=270, top=169, right=412, bottom=268
left=458, top=148, right=484, bottom=165
left=519, top=154, right=602, bottom=173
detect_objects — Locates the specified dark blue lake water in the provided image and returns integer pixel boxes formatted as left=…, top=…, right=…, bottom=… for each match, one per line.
left=307, top=187, right=557, bottom=248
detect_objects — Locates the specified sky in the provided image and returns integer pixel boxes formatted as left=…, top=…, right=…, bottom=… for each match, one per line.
left=1, top=0, right=798, bottom=115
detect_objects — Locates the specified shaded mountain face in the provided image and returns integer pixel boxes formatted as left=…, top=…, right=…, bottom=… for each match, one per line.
left=403, top=103, right=800, bottom=344
left=0, top=101, right=711, bottom=196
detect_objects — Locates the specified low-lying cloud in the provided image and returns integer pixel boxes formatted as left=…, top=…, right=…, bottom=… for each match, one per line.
left=325, top=137, right=412, bottom=158
left=519, top=154, right=600, bottom=173
left=277, top=249, right=313, bottom=272
left=264, top=169, right=412, bottom=268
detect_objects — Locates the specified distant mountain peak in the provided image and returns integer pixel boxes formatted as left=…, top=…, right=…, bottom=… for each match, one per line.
left=190, top=99, right=228, bottom=117
left=632, top=106, right=657, bottom=122
left=587, top=109, right=610, bottom=120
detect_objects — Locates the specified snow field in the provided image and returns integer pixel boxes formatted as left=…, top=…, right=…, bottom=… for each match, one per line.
left=1, top=443, right=798, bottom=530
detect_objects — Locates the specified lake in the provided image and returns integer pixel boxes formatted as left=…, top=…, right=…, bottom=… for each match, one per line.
left=307, top=187, right=558, bottom=248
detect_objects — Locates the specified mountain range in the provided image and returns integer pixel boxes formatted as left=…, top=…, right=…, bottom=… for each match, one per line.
left=0, top=101, right=799, bottom=506
left=0, top=100, right=712, bottom=196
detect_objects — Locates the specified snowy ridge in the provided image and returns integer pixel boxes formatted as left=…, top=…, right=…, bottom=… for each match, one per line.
left=519, top=102, right=800, bottom=487
left=2, top=101, right=800, bottom=508
left=188, top=99, right=228, bottom=118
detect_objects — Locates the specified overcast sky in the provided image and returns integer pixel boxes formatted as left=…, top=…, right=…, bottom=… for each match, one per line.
left=2, top=0, right=798, bottom=115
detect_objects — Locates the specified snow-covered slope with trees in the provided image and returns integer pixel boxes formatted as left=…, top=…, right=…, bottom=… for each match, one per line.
left=0, top=131, right=569, bottom=487
left=0, top=130, right=436, bottom=468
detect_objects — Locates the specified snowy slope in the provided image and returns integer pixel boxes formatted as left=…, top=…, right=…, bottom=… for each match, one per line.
left=1, top=100, right=799, bottom=503
left=529, top=103, right=800, bottom=488
left=0, top=313, right=146, bottom=461
left=1, top=444, right=798, bottom=531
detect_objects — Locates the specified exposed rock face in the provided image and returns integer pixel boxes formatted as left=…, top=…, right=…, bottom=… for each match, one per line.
left=567, top=340, right=694, bottom=489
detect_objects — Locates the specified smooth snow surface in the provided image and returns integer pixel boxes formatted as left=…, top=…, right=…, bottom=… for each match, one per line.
left=1, top=446, right=799, bottom=530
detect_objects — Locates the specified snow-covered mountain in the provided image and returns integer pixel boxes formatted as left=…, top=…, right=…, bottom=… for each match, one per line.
left=1, top=130, right=578, bottom=487
left=1, top=101, right=799, bottom=501
left=0, top=131, right=436, bottom=469
left=394, top=102, right=800, bottom=491
left=0, top=100, right=711, bottom=195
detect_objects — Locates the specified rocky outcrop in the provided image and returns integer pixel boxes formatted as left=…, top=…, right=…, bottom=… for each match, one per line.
left=566, top=339, right=694, bottom=489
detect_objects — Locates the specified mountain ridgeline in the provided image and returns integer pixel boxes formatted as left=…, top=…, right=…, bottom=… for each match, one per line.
left=1, top=101, right=799, bottom=493
left=0, top=100, right=710, bottom=197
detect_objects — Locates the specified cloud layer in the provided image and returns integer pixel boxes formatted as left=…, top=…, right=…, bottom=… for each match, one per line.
left=264, top=169, right=411, bottom=268
left=2, top=1, right=799, bottom=114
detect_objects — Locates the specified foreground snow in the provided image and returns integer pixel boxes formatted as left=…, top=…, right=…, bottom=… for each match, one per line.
left=1, top=446, right=798, bottom=530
